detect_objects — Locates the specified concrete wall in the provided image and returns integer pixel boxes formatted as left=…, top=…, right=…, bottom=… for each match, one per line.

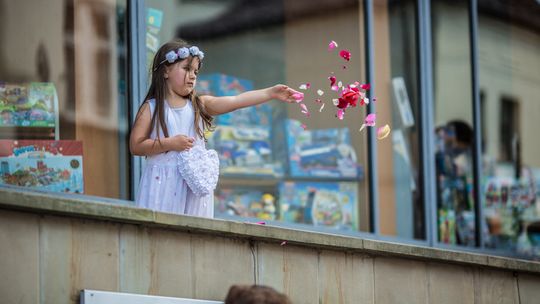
left=1, top=187, right=540, bottom=304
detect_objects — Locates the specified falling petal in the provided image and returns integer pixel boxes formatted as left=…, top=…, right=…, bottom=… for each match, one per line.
left=377, top=124, right=391, bottom=140
left=337, top=109, right=344, bottom=120
left=280, top=241, right=287, bottom=246
left=315, top=98, right=322, bottom=103
left=317, top=89, right=324, bottom=96
left=362, top=97, right=369, bottom=105
left=365, top=113, right=376, bottom=126
left=360, top=83, right=371, bottom=90
left=299, top=84, right=308, bottom=90
left=256, top=221, right=266, bottom=225
left=328, top=40, right=338, bottom=51
left=300, top=103, right=308, bottom=112
left=328, top=75, right=336, bottom=87
left=319, top=103, right=325, bottom=112
left=339, top=49, right=351, bottom=61
left=301, top=110, right=310, bottom=117
left=331, top=85, right=339, bottom=91
left=332, top=98, right=339, bottom=106
left=359, top=124, right=366, bottom=132
left=301, top=124, right=307, bottom=130
left=338, top=81, right=343, bottom=88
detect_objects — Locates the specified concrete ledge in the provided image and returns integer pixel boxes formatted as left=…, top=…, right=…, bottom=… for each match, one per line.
left=1, top=186, right=539, bottom=274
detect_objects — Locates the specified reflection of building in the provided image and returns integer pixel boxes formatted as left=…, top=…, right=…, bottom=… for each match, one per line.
left=0, top=161, right=9, bottom=175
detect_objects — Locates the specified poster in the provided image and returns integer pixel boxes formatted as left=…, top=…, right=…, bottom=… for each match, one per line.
left=214, top=188, right=278, bottom=220
left=0, top=140, right=83, bottom=193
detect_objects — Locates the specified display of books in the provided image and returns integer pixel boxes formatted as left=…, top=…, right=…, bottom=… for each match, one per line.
left=0, top=82, right=59, bottom=129
left=285, top=119, right=362, bottom=178
left=0, top=140, right=83, bottom=193
left=214, top=188, right=278, bottom=221
left=278, top=181, right=358, bottom=230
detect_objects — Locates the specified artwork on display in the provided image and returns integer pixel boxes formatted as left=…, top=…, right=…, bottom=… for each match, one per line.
left=0, top=82, right=59, bottom=128
left=0, top=140, right=83, bottom=193
left=214, top=188, right=278, bottom=221
left=285, top=119, right=362, bottom=179
left=198, top=74, right=283, bottom=177
left=278, top=181, right=358, bottom=230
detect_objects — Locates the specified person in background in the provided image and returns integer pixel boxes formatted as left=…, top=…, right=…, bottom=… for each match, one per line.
left=224, top=284, right=292, bottom=304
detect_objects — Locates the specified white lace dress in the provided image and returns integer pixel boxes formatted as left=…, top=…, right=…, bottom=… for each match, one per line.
left=135, top=99, right=214, bottom=218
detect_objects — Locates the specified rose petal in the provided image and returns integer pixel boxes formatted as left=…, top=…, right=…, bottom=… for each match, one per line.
left=339, top=49, right=351, bottom=61
left=299, top=103, right=308, bottom=112
left=360, top=83, right=370, bottom=90
left=359, top=124, right=366, bottom=132
left=292, top=92, right=304, bottom=101
left=365, top=113, right=376, bottom=125
left=280, top=241, right=287, bottom=246
left=332, top=98, right=339, bottom=106
left=337, top=81, right=343, bottom=88
left=299, top=84, right=308, bottom=90
left=317, top=89, right=324, bottom=96
left=301, top=124, right=307, bottom=130
left=377, top=124, right=391, bottom=140
left=256, top=221, right=266, bottom=225
left=331, top=85, right=339, bottom=91
left=328, top=40, right=338, bottom=51
left=319, top=103, right=325, bottom=112
left=328, top=75, right=336, bottom=87
left=315, top=98, right=322, bottom=103
left=337, top=109, right=344, bottom=120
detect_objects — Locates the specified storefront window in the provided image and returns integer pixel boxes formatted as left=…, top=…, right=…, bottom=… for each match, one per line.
left=373, top=0, right=424, bottom=240
left=143, top=0, right=369, bottom=233
left=0, top=0, right=130, bottom=199
left=431, top=0, right=476, bottom=247
left=478, top=0, right=540, bottom=258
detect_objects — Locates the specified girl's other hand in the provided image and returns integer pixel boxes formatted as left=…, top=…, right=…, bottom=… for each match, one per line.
left=169, top=134, right=195, bottom=151
left=269, top=84, right=301, bottom=103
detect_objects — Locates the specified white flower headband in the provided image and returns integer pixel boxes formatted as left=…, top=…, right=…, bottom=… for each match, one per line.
left=155, top=46, right=204, bottom=71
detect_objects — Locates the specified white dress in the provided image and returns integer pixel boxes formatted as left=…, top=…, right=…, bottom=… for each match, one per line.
left=135, top=99, right=214, bottom=218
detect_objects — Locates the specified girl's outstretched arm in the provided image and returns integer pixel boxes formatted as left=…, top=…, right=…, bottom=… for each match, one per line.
left=130, top=103, right=194, bottom=156
left=201, top=84, right=299, bottom=116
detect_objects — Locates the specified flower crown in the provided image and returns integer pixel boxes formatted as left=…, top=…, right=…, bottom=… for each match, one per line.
left=155, top=46, right=204, bottom=71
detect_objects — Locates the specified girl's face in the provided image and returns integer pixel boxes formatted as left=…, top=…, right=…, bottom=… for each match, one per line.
left=165, top=57, right=200, bottom=97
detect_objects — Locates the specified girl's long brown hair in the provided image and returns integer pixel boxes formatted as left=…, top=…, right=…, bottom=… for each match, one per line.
left=134, top=39, right=214, bottom=142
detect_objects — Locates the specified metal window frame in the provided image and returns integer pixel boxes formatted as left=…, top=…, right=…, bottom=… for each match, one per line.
left=129, top=0, right=148, bottom=200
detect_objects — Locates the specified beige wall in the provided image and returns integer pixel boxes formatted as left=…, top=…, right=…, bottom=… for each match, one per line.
left=1, top=206, right=540, bottom=304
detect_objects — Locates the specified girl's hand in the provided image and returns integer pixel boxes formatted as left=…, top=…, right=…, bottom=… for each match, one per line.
left=268, top=84, right=301, bottom=103
left=169, top=134, right=195, bottom=151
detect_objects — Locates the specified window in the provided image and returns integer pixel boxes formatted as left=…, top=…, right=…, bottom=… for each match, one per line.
left=0, top=0, right=130, bottom=199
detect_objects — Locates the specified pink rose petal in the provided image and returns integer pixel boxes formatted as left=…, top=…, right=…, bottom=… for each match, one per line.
left=280, top=241, right=287, bottom=246
left=328, top=75, right=336, bottom=87
left=256, top=221, right=266, bottom=225
left=292, top=92, right=304, bottom=102
left=339, top=49, right=351, bottom=61
left=365, top=113, right=376, bottom=125
left=331, top=85, right=339, bottom=91
left=328, top=40, right=338, bottom=51
left=337, top=109, right=344, bottom=120
left=360, top=83, right=370, bottom=90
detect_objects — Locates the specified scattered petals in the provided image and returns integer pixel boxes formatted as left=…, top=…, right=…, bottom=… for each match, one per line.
left=299, top=83, right=310, bottom=90
left=319, top=103, right=325, bottom=112
left=360, top=83, right=370, bottom=90
left=377, top=124, right=391, bottom=140
left=337, top=109, right=344, bottom=120
left=328, top=40, right=338, bottom=51
left=256, top=221, right=266, bottom=225
left=280, top=241, right=287, bottom=246
left=339, top=49, right=351, bottom=61
left=317, top=89, right=324, bottom=96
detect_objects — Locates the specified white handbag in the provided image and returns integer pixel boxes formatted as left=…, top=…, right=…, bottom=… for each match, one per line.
left=177, top=144, right=219, bottom=196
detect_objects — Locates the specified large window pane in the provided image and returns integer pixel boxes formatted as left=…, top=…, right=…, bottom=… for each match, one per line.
left=478, top=0, right=540, bottom=258
left=0, top=0, right=130, bottom=199
left=431, top=0, right=475, bottom=247
left=143, top=0, right=370, bottom=232
left=373, top=0, right=424, bottom=240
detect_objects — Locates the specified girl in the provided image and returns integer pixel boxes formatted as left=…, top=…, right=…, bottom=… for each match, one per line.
left=130, top=39, right=300, bottom=218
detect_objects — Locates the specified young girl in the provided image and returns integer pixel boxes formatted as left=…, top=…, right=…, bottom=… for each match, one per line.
left=130, top=39, right=300, bottom=218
